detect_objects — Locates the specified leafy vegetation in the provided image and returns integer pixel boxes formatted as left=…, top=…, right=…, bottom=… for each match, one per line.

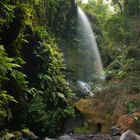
left=0, top=0, right=140, bottom=138
left=0, top=0, right=75, bottom=137
left=24, top=27, right=75, bottom=136
left=79, top=0, right=140, bottom=119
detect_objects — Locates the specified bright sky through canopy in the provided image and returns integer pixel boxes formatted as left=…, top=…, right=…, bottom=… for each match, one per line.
left=81, top=0, right=111, bottom=4
left=81, top=0, right=88, bottom=3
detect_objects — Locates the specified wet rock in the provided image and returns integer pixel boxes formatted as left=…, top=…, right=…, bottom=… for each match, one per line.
left=120, top=130, right=140, bottom=140
left=77, top=81, right=94, bottom=98
left=91, top=134, right=114, bottom=140
left=57, top=134, right=94, bottom=140
left=56, top=134, right=117, bottom=140
left=2, top=132, right=15, bottom=139
left=21, top=128, right=38, bottom=139
left=111, top=126, right=121, bottom=136
left=0, top=129, right=39, bottom=140
left=58, top=135, right=72, bottom=140
left=75, top=93, right=140, bottom=134
left=43, top=137, right=54, bottom=140
left=112, top=136, right=120, bottom=140
left=29, top=131, right=39, bottom=140
left=75, top=98, right=115, bottom=133
left=13, top=131, right=23, bottom=139
left=64, top=113, right=85, bottom=133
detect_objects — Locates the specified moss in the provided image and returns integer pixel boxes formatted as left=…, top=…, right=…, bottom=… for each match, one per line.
left=74, top=122, right=92, bottom=134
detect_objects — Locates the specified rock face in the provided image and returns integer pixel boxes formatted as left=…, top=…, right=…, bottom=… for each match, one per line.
left=75, top=98, right=117, bottom=133
left=117, top=113, right=140, bottom=133
left=75, top=81, right=140, bottom=134
left=0, top=129, right=38, bottom=140
left=111, top=126, right=121, bottom=136
left=120, top=130, right=140, bottom=140
left=57, top=134, right=115, bottom=140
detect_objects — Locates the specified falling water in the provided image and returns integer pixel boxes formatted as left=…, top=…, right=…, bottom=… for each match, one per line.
left=77, top=7, right=105, bottom=81
left=77, top=81, right=94, bottom=97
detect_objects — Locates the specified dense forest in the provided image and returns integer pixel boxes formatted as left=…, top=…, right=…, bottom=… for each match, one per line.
left=0, top=0, right=140, bottom=139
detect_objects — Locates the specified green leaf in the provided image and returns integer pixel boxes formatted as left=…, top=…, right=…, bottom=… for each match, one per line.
left=57, top=92, right=66, bottom=100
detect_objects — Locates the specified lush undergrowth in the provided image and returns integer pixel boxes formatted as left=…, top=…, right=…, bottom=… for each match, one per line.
left=0, top=0, right=140, bottom=138
left=0, top=0, right=76, bottom=137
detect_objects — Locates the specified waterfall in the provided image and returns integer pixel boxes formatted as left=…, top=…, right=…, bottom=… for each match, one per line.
left=63, top=7, right=105, bottom=97
left=77, top=7, right=105, bottom=81
left=77, top=81, right=94, bottom=97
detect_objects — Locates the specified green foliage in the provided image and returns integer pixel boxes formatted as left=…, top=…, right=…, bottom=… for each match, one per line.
left=0, top=45, right=30, bottom=126
left=0, top=91, right=16, bottom=124
left=124, top=0, right=140, bottom=16
left=28, top=93, right=74, bottom=136
left=125, top=100, right=140, bottom=114
left=82, top=1, right=140, bottom=120
left=34, top=27, right=74, bottom=106
left=38, top=0, right=75, bottom=36
left=105, top=14, right=135, bottom=44
left=1, top=0, right=139, bottom=137
left=0, top=46, right=17, bottom=81
left=74, top=122, right=91, bottom=134
left=24, top=27, right=75, bottom=136
left=105, top=55, right=126, bottom=80
left=0, top=0, right=75, bottom=136
left=105, top=45, right=140, bottom=81
left=0, top=0, right=15, bottom=28
left=0, top=45, right=18, bottom=123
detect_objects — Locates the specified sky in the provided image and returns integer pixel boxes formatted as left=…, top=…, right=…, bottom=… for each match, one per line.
left=81, top=0, right=112, bottom=4
left=81, top=0, right=89, bottom=3
left=81, top=0, right=114, bottom=11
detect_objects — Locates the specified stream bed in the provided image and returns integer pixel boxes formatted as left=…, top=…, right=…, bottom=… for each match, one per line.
left=44, top=134, right=120, bottom=140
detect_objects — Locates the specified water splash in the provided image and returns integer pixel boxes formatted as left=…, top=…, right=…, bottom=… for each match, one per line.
left=77, top=80, right=94, bottom=97
left=77, top=7, right=105, bottom=81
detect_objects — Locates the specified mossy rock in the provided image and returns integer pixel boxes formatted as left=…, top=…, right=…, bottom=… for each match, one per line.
left=75, top=79, right=140, bottom=133
left=21, top=128, right=38, bottom=139
left=75, top=98, right=117, bottom=133
left=2, top=132, right=15, bottom=140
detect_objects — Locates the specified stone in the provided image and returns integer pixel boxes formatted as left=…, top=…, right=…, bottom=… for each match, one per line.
left=91, top=134, right=114, bottom=140
left=117, top=112, right=140, bottom=133
left=58, top=135, right=73, bottom=140
left=21, top=128, right=38, bottom=139
left=120, top=130, right=140, bottom=140
left=111, top=126, right=121, bottom=136
left=74, top=78, right=140, bottom=134
left=29, top=131, right=39, bottom=140
left=21, top=128, right=31, bottom=138
left=13, top=131, right=23, bottom=139
left=112, top=136, right=120, bottom=140
left=75, top=98, right=116, bottom=133
left=117, top=114, right=134, bottom=132
left=43, top=137, right=53, bottom=140
left=3, top=132, right=15, bottom=139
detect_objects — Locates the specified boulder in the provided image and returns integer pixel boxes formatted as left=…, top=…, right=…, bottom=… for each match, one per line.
left=74, top=81, right=140, bottom=134
left=13, top=131, right=23, bottom=139
left=2, top=132, right=15, bottom=139
left=43, top=137, right=54, bottom=140
left=117, top=112, right=140, bottom=133
left=75, top=98, right=117, bottom=133
left=21, top=128, right=38, bottom=139
left=111, top=126, right=121, bottom=136
left=120, top=130, right=140, bottom=140
left=58, top=135, right=72, bottom=140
